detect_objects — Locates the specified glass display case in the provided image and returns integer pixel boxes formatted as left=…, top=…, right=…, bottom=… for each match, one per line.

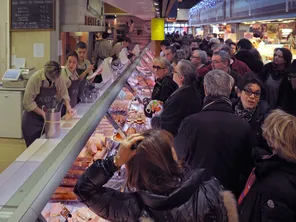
left=0, top=45, right=155, bottom=222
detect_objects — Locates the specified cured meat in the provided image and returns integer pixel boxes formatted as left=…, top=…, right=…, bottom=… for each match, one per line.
left=54, top=187, right=74, bottom=194
left=51, top=192, right=78, bottom=201
left=49, top=203, right=64, bottom=217
left=74, top=207, right=98, bottom=221
left=77, top=147, right=93, bottom=159
left=87, top=141, right=97, bottom=155
left=72, top=161, right=91, bottom=168
left=65, top=169, right=84, bottom=179
left=60, top=178, right=77, bottom=187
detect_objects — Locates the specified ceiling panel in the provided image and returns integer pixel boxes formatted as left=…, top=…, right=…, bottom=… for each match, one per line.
left=178, top=0, right=201, bottom=9
left=103, top=0, right=155, bottom=20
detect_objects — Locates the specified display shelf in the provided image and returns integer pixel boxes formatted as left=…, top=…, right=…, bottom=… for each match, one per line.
left=0, top=46, right=152, bottom=222
left=40, top=54, right=155, bottom=221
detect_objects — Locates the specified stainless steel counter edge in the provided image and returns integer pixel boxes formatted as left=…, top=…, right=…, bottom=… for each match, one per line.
left=0, top=87, right=26, bottom=91
left=0, top=47, right=148, bottom=222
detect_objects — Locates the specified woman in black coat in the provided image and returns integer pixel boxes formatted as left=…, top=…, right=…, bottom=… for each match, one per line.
left=239, top=109, right=296, bottom=222
left=283, top=59, right=296, bottom=116
left=75, top=129, right=239, bottom=222
left=233, top=73, right=271, bottom=158
left=151, top=60, right=202, bottom=137
left=151, top=57, right=178, bottom=102
left=259, top=48, right=292, bottom=109
left=144, top=57, right=178, bottom=118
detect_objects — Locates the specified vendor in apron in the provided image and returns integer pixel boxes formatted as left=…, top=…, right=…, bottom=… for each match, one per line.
left=61, top=52, right=81, bottom=114
left=22, top=61, right=73, bottom=147
left=75, top=42, right=95, bottom=96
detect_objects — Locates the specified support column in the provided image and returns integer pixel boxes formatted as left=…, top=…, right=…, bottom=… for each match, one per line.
left=151, top=40, right=161, bottom=57
left=150, top=18, right=165, bottom=57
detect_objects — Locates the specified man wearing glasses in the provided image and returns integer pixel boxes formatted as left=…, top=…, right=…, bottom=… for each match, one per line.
left=212, top=50, right=240, bottom=99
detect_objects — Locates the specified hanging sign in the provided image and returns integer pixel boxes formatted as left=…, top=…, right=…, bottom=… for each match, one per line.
left=151, top=18, right=164, bottom=41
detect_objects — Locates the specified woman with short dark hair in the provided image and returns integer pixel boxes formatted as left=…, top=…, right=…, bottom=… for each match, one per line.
left=75, top=129, right=239, bottom=222
left=234, top=73, right=270, bottom=158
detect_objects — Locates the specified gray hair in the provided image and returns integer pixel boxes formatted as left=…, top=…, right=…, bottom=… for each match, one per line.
left=180, top=45, right=191, bottom=59
left=204, top=69, right=234, bottom=97
left=193, top=50, right=207, bottom=64
left=154, top=57, right=173, bottom=74
left=44, top=61, right=61, bottom=80
left=178, top=59, right=197, bottom=86
left=211, top=44, right=223, bottom=52
left=209, top=38, right=220, bottom=45
left=213, top=51, right=230, bottom=66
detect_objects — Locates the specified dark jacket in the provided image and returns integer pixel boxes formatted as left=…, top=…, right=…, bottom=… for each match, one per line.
left=233, top=100, right=270, bottom=148
left=174, top=97, right=253, bottom=198
left=235, top=50, right=263, bottom=74
left=74, top=157, right=237, bottom=222
left=259, top=62, right=290, bottom=109
left=239, top=155, right=296, bottom=222
left=151, top=85, right=202, bottom=137
left=144, top=76, right=178, bottom=118
left=283, top=80, right=296, bottom=116
left=151, top=75, right=178, bottom=103
left=197, top=64, right=212, bottom=77
left=230, top=58, right=252, bottom=77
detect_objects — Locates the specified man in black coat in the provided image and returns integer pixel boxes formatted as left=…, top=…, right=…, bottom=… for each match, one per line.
left=151, top=60, right=202, bottom=137
left=174, top=69, right=253, bottom=198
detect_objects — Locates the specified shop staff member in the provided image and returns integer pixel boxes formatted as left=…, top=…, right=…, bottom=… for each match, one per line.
left=61, top=51, right=81, bottom=109
left=75, top=41, right=96, bottom=86
left=22, top=61, right=72, bottom=147
left=111, top=37, right=132, bottom=59
left=76, top=42, right=94, bottom=80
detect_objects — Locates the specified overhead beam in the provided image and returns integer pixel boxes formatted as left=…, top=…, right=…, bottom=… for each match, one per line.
left=165, top=0, right=176, bottom=17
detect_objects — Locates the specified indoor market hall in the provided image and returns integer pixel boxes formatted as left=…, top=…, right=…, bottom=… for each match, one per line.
left=0, top=0, right=296, bottom=221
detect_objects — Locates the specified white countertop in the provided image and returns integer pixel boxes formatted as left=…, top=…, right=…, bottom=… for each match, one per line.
left=0, top=86, right=26, bottom=91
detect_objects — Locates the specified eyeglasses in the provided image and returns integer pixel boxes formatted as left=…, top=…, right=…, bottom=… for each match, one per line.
left=211, top=60, right=222, bottom=65
left=191, top=56, right=200, bottom=59
left=153, top=65, right=165, bottom=70
left=243, top=88, right=261, bottom=98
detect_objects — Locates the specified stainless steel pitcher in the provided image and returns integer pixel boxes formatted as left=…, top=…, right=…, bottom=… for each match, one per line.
left=44, top=108, right=61, bottom=139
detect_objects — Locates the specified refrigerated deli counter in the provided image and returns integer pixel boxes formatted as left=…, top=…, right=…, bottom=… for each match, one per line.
left=0, top=45, right=156, bottom=222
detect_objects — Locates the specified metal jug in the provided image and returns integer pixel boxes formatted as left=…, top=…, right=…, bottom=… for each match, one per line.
left=44, top=108, right=61, bottom=139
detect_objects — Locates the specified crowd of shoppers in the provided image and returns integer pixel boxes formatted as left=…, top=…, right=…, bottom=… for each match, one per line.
left=74, top=33, right=296, bottom=221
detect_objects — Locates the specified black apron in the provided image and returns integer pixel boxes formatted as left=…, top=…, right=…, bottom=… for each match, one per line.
left=22, top=81, right=56, bottom=147
left=66, top=70, right=81, bottom=108
left=77, top=64, right=87, bottom=101
left=61, top=71, right=81, bottom=116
